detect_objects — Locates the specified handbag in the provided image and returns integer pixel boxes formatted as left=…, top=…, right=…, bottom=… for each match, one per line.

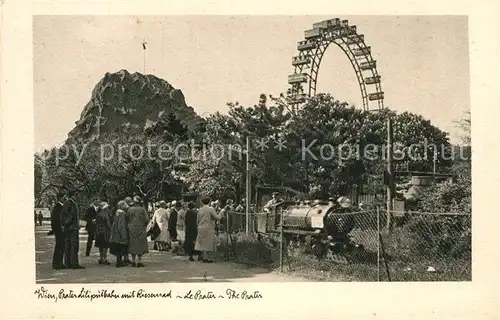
left=147, top=219, right=161, bottom=240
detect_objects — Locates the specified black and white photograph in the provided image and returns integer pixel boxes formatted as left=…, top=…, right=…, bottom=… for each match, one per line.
left=32, top=15, right=473, bottom=283
left=1, top=1, right=499, bottom=319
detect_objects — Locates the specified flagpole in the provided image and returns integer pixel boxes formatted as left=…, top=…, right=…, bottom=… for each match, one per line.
left=142, top=40, right=147, bottom=74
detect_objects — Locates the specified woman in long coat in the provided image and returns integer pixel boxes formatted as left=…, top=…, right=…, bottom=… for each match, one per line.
left=176, top=202, right=186, bottom=243
left=95, top=202, right=113, bottom=265
left=127, top=196, right=149, bottom=267
left=184, top=201, right=198, bottom=261
left=152, top=201, right=170, bottom=251
left=109, top=200, right=129, bottom=267
left=195, top=197, right=222, bottom=263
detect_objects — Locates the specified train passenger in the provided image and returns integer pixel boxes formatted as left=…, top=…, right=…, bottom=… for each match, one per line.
left=264, top=192, right=282, bottom=212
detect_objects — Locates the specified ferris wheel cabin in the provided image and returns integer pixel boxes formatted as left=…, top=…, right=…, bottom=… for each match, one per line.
left=364, top=75, right=381, bottom=85
left=297, top=40, right=317, bottom=51
left=305, top=28, right=322, bottom=40
left=313, top=18, right=341, bottom=30
left=292, top=55, right=311, bottom=66
left=339, top=26, right=357, bottom=37
left=368, top=92, right=384, bottom=101
left=288, top=73, right=309, bottom=84
left=286, top=93, right=308, bottom=104
left=359, top=60, right=377, bottom=70
left=345, top=34, right=364, bottom=45
left=353, top=47, right=371, bottom=57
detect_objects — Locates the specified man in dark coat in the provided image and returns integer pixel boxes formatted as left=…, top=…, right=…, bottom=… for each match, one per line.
left=83, top=198, right=100, bottom=256
left=62, top=191, right=85, bottom=269
left=183, top=201, right=198, bottom=261
left=122, top=196, right=134, bottom=265
left=37, top=212, right=44, bottom=226
left=168, top=201, right=178, bottom=241
left=50, top=191, right=67, bottom=269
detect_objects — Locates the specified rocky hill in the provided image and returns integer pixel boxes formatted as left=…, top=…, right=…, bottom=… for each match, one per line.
left=67, top=69, right=201, bottom=143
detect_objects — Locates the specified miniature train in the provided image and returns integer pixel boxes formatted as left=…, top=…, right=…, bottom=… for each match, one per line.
left=256, top=197, right=365, bottom=261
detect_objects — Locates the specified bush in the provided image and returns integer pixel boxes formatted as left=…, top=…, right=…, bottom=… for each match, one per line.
left=392, top=214, right=471, bottom=260
left=388, top=162, right=471, bottom=262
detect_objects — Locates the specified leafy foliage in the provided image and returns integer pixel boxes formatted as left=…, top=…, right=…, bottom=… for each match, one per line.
left=392, top=111, right=471, bottom=260
left=36, top=79, right=453, bottom=211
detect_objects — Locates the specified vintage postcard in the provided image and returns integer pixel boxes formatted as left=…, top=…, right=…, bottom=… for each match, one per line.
left=1, top=1, right=499, bottom=319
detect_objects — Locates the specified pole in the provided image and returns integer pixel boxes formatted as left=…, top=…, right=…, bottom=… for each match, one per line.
left=379, top=232, right=391, bottom=281
left=377, top=207, right=380, bottom=281
left=279, top=208, right=284, bottom=273
left=245, top=136, right=251, bottom=235
left=386, top=117, right=394, bottom=231
left=142, top=40, right=147, bottom=74
left=433, top=151, right=437, bottom=175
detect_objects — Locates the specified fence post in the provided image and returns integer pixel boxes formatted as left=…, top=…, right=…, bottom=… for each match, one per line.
left=279, top=207, right=283, bottom=273
left=386, top=117, right=394, bottom=232
left=377, top=206, right=380, bottom=282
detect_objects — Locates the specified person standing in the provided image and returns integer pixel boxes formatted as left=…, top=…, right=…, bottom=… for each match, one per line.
left=109, top=200, right=129, bottom=268
left=152, top=201, right=170, bottom=251
left=264, top=192, right=282, bottom=212
left=184, top=201, right=198, bottom=261
left=122, top=196, right=134, bottom=265
left=175, top=201, right=186, bottom=247
left=195, top=197, right=222, bottom=263
left=37, top=211, right=44, bottom=226
left=84, top=198, right=100, bottom=256
left=62, top=191, right=85, bottom=269
left=95, top=202, right=112, bottom=265
left=50, top=191, right=67, bottom=269
left=127, top=196, right=149, bottom=267
left=168, top=201, right=180, bottom=253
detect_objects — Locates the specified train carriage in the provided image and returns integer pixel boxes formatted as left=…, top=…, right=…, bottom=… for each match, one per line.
left=256, top=197, right=365, bottom=261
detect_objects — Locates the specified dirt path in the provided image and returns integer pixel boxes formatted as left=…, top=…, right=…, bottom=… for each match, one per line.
left=35, top=223, right=307, bottom=283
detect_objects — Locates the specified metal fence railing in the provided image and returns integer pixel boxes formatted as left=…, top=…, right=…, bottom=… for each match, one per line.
left=215, top=208, right=471, bottom=282
left=381, top=210, right=471, bottom=281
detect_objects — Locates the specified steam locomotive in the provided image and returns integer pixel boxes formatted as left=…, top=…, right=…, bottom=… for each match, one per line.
left=256, top=197, right=365, bottom=262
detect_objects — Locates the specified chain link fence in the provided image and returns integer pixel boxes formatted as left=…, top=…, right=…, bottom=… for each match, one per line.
left=215, top=208, right=471, bottom=281
left=381, top=210, right=471, bottom=281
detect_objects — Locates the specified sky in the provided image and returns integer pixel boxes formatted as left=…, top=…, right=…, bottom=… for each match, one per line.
left=33, top=15, right=469, bottom=150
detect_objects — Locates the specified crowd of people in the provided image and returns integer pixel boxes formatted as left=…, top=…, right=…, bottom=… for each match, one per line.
left=47, top=190, right=225, bottom=270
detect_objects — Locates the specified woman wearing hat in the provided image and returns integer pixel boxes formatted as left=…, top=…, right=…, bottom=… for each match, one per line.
left=110, top=200, right=129, bottom=267
left=195, top=196, right=222, bottom=263
left=152, top=200, right=170, bottom=251
left=168, top=201, right=181, bottom=254
left=127, top=196, right=149, bottom=267
left=175, top=201, right=186, bottom=245
left=94, top=201, right=113, bottom=265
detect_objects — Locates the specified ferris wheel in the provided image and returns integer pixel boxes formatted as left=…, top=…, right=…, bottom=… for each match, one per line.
left=287, top=18, right=385, bottom=113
